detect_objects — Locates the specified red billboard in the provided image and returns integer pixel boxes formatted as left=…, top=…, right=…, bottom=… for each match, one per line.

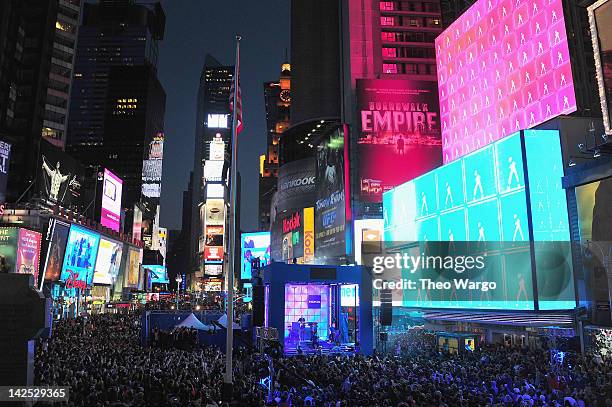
left=436, top=0, right=577, bottom=163
left=356, top=79, right=442, bottom=203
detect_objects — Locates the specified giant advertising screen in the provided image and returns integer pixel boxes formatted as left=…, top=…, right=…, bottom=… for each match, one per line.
left=43, top=219, right=71, bottom=282
left=125, top=246, right=142, bottom=288
left=589, top=0, right=612, bottom=136
left=0, top=139, right=11, bottom=202
left=315, top=128, right=346, bottom=259
left=93, top=237, right=124, bottom=285
left=60, top=225, right=101, bottom=291
left=356, top=79, right=442, bottom=202
left=101, top=168, right=123, bottom=232
left=141, top=133, right=164, bottom=199
left=144, top=265, right=169, bottom=284
left=241, top=232, right=271, bottom=280
left=204, top=225, right=224, bottom=261
left=381, top=130, right=572, bottom=310
left=0, top=227, right=18, bottom=273
left=39, top=139, right=86, bottom=212
left=16, top=228, right=42, bottom=282
left=276, top=158, right=316, bottom=213
left=436, top=0, right=577, bottom=163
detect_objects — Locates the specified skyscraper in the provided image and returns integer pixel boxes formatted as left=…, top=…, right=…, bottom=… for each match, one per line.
left=0, top=0, right=83, bottom=202
left=66, top=0, right=166, bottom=228
left=191, top=55, right=234, bottom=287
left=259, top=61, right=291, bottom=230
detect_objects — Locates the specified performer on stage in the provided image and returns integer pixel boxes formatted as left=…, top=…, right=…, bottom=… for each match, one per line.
left=298, top=317, right=306, bottom=342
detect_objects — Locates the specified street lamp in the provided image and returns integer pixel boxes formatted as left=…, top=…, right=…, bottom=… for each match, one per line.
left=175, top=275, right=183, bottom=310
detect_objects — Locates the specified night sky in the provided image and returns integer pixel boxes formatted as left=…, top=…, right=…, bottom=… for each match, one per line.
left=157, top=0, right=290, bottom=231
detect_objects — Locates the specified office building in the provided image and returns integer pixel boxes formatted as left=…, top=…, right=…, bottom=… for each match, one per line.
left=0, top=0, right=83, bottom=202
left=259, top=61, right=291, bottom=230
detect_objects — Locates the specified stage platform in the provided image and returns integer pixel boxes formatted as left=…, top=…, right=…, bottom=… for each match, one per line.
left=284, top=341, right=356, bottom=356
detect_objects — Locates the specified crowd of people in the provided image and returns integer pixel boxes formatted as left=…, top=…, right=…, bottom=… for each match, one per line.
left=34, top=313, right=612, bottom=406
left=151, top=326, right=199, bottom=350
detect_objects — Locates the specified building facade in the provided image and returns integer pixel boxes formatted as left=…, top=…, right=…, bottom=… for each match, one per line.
left=259, top=62, right=291, bottom=230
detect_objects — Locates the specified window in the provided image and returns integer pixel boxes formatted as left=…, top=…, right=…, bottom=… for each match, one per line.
left=426, top=18, right=441, bottom=27
left=380, top=1, right=395, bottom=10
left=381, top=31, right=396, bottom=42
left=409, top=18, right=420, bottom=27
left=380, top=16, right=395, bottom=26
left=383, top=63, right=398, bottom=74
left=382, top=47, right=397, bottom=58
left=405, top=63, right=418, bottom=74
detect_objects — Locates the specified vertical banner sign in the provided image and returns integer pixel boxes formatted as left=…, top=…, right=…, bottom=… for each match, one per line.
left=101, top=168, right=123, bottom=232
left=0, top=140, right=11, bottom=202
left=356, top=79, right=442, bottom=203
left=303, top=207, right=315, bottom=263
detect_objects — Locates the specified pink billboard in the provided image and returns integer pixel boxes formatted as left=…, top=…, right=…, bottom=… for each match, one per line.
left=16, top=228, right=42, bottom=283
left=101, top=168, right=123, bottom=232
left=356, top=79, right=442, bottom=203
left=436, top=0, right=577, bottom=163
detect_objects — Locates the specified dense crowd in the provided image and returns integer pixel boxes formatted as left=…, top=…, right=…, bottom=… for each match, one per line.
left=34, top=313, right=612, bottom=406
left=151, top=326, right=199, bottom=350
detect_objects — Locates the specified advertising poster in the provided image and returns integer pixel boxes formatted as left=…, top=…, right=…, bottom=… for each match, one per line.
left=276, top=158, right=316, bottom=213
left=16, top=228, right=42, bottom=281
left=203, top=200, right=225, bottom=226
left=132, top=204, right=143, bottom=241
left=43, top=219, right=70, bottom=282
left=205, top=264, right=223, bottom=276
left=209, top=136, right=225, bottom=160
left=0, top=227, right=18, bottom=273
left=241, top=232, right=271, bottom=280
left=101, top=169, right=123, bottom=232
left=271, top=210, right=304, bottom=261
left=0, top=139, right=11, bottom=202
left=141, top=134, right=163, bottom=199
left=356, top=79, right=442, bottom=202
left=125, top=246, right=141, bottom=288
left=38, top=139, right=86, bottom=211
left=203, top=279, right=222, bottom=291
left=436, top=0, right=576, bottom=163
left=315, top=129, right=346, bottom=258
left=60, top=225, right=101, bottom=291
left=93, top=238, right=124, bottom=285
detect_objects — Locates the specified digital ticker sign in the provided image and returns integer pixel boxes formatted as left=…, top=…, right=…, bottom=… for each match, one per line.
left=436, top=0, right=577, bottom=163
left=382, top=130, right=574, bottom=310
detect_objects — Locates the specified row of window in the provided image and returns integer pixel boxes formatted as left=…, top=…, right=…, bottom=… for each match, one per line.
left=380, top=16, right=441, bottom=28
left=382, top=62, right=437, bottom=75
left=380, top=1, right=441, bottom=13
left=382, top=46, right=436, bottom=59
left=381, top=30, right=438, bottom=43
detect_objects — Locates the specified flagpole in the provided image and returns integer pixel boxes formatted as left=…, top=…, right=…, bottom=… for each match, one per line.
left=223, top=34, right=240, bottom=402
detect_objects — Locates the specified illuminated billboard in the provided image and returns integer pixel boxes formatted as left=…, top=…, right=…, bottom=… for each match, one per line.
left=206, top=184, right=224, bottom=199
left=436, top=0, right=577, bottom=163
left=93, top=237, right=124, bottom=285
left=207, top=114, right=229, bottom=128
left=203, top=199, right=225, bottom=226
left=42, top=219, right=70, bottom=282
left=271, top=208, right=314, bottom=262
left=382, top=129, right=573, bottom=310
left=241, top=232, right=271, bottom=280
left=60, top=225, right=101, bottom=291
left=141, top=134, right=163, bottom=199
left=144, top=265, right=169, bottom=284
left=125, top=246, right=141, bottom=288
left=204, top=160, right=224, bottom=182
left=205, top=264, right=223, bottom=276
left=204, top=225, right=224, bottom=261
left=0, top=227, right=18, bottom=273
left=101, top=168, right=123, bottom=232
left=0, top=140, right=11, bottom=202
left=39, top=139, right=86, bottom=212
left=16, top=228, right=42, bottom=281
left=209, top=136, right=225, bottom=160
left=354, top=219, right=384, bottom=265
left=588, top=0, right=612, bottom=135
left=356, top=79, right=442, bottom=202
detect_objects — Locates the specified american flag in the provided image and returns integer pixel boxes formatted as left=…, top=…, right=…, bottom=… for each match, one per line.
left=229, top=43, right=243, bottom=135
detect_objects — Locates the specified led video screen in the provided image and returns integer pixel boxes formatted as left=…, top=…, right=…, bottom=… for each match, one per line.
left=436, top=0, right=577, bottom=163
left=241, top=232, right=271, bottom=280
left=43, top=219, right=71, bottom=282
left=356, top=79, right=442, bottom=202
left=382, top=130, right=573, bottom=310
left=125, top=246, right=142, bottom=288
left=60, top=225, right=100, bottom=290
left=16, top=228, right=42, bottom=281
left=101, top=168, right=123, bottom=232
left=589, top=0, right=612, bottom=135
left=93, top=237, right=124, bottom=285
left=144, top=265, right=169, bottom=284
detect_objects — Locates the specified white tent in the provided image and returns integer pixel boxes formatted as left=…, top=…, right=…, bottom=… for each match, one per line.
left=217, top=313, right=241, bottom=330
left=174, top=313, right=211, bottom=331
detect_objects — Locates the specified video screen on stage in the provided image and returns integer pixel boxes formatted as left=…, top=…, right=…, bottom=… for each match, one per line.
left=436, top=0, right=577, bottom=163
left=60, top=225, right=100, bottom=290
left=93, top=237, right=124, bottom=285
left=381, top=130, right=573, bottom=310
left=356, top=79, right=442, bottom=203
left=101, top=168, right=123, bottom=232
left=43, top=219, right=71, bottom=282
left=241, top=232, right=271, bottom=280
